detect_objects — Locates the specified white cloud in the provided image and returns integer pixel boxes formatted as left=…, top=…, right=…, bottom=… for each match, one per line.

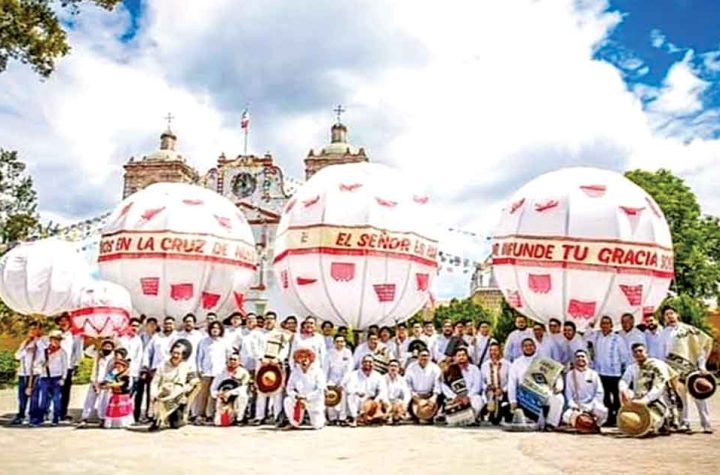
left=0, top=0, right=718, bottom=299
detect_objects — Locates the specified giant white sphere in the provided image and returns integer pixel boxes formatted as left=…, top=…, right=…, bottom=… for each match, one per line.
left=491, top=167, right=673, bottom=331
left=273, top=163, right=438, bottom=329
left=98, top=183, right=257, bottom=324
left=69, top=280, right=133, bottom=338
left=0, top=238, right=90, bottom=316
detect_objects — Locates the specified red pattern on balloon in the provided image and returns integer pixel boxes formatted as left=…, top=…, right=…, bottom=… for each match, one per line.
left=214, top=215, right=232, bottom=230
left=170, top=283, right=194, bottom=301
left=579, top=185, right=607, bottom=198
left=619, top=206, right=645, bottom=216
left=619, top=284, right=643, bottom=306
left=413, top=195, right=429, bottom=204
left=375, top=197, right=397, bottom=208
left=182, top=199, right=204, bottom=206
left=233, top=291, right=244, bottom=310
left=510, top=198, right=525, bottom=214
left=339, top=183, right=363, bottom=192
left=302, top=196, right=320, bottom=208
left=140, top=277, right=159, bottom=296
left=534, top=200, right=559, bottom=212
left=416, top=273, right=429, bottom=291
left=373, top=284, right=396, bottom=302
left=201, top=292, right=221, bottom=309
left=140, top=207, right=166, bottom=222
left=330, top=262, right=356, bottom=282
left=567, top=299, right=596, bottom=320
left=296, top=277, right=317, bottom=286
left=528, top=274, right=552, bottom=294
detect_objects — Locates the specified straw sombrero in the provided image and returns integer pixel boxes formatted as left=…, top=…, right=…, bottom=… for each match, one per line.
left=325, top=385, right=343, bottom=408
left=617, top=401, right=653, bottom=437
left=255, top=362, right=284, bottom=395
left=686, top=371, right=717, bottom=400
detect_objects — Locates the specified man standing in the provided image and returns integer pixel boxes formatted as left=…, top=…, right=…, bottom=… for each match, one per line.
left=240, top=313, right=264, bottom=374
left=253, top=314, right=291, bottom=425
left=54, top=314, right=82, bottom=421
left=211, top=352, right=250, bottom=426
left=135, top=317, right=158, bottom=422
left=324, top=334, right=353, bottom=425
left=433, top=320, right=454, bottom=363
left=563, top=350, right=607, bottom=429
left=353, top=331, right=385, bottom=369
left=12, top=322, right=43, bottom=425
left=508, top=338, right=564, bottom=429
left=33, top=330, right=68, bottom=426
left=592, top=316, right=628, bottom=426
left=619, top=313, right=646, bottom=357
left=441, top=347, right=483, bottom=422
left=78, top=339, right=116, bottom=427
left=384, top=359, right=411, bottom=424
left=291, top=317, right=327, bottom=369
left=558, top=321, right=587, bottom=367
left=421, top=321, right=438, bottom=352
left=405, top=348, right=442, bottom=423
left=224, top=312, right=244, bottom=353
left=661, top=305, right=713, bottom=433
left=321, top=321, right=335, bottom=350
left=196, top=321, right=232, bottom=424
left=343, top=355, right=388, bottom=427
left=473, top=321, right=496, bottom=368
left=644, top=315, right=665, bottom=360
left=387, top=323, right=411, bottom=367
left=547, top=318, right=564, bottom=348
left=532, top=323, right=561, bottom=362
left=284, top=348, right=326, bottom=430
left=480, top=342, right=511, bottom=425
left=503, top=315, right=533, bottom=363
left=118, top=318, right=144, bottom=416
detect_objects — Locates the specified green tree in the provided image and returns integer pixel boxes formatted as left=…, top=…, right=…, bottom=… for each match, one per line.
left=625, top=169, right=720, bottom=302
left=0, top=149, right=44, bottom=336
left=0, top=0, right=122, bottom=78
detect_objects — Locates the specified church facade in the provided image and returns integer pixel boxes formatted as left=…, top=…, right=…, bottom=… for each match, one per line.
left=121, top=118, right=367, bottom=315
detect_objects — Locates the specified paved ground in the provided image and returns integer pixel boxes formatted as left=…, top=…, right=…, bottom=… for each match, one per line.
left=0, top=385, right=717, bottom=475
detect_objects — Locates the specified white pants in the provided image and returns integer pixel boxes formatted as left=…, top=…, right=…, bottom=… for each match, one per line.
left=678, top=386, right=711, bottom=429
left=327, top=393, right=347, bottom=421
left=468, top=394, right=484, bottom=417
left=536, top=394, right=564, bottom=428
left=214, top=395, right=249, bottom=426
left=346, top=393, right=372, bottom=419
left=284, top=394, right=325, bottom=429
left=81, top=386, right=108, bottom=420
left=562, top=401, right=608, bottom=427
left=255, top=393, right=283, bottom=420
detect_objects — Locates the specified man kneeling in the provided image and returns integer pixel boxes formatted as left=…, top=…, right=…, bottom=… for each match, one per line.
left=211, top=352, right=250, bottom=426
left=343, top=355, right=388, bottom=427
left=284, top=348, right=326, bottom=430
left=562, top=350, right=607, bottom=432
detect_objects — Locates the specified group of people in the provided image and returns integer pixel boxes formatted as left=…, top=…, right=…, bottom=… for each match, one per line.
left=10, top=304, right=715, bottom=436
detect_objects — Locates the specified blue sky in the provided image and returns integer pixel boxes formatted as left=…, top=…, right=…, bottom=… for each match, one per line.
left=1, top=0, right=719, bottom=299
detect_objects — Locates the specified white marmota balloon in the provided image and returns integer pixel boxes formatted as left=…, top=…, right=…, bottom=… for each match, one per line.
left=0, top=238, right=90, bottom=316
left=491, top=167, right=673, bottom=331
left=273, top=163, right=438, bottom=329
left=69, top=280, right=132, bottom=338
left=98, top=183, right=256, bottom=323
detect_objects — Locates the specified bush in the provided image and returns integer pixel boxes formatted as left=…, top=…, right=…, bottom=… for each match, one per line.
left=0, top=349, right=17, bottom=387
left=74, top=356, right=94, bottom=385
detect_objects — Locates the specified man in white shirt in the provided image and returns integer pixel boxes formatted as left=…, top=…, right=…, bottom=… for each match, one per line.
left=441, top=347, right=483, bottom=422
left=321, top=321, right=335, bottom=350
left=619, top=313, right=646, bottom=357
left=386, top=322, right=411, bottom=367
left=118, top=318, right=144, bottom=415
left=558, top=321, right=587, bottom=367
left=253, top=313, right=291, bottom=425
left=353, top=332, right=386, bottom=370
left=432, top=320, right=454, bottom=363
left=211, top=352, right=251, bottom=426
left=592, top=315, right=629, bottom=427
left=11, top=322, right=43, bottom=425
left=644, top=315, right=665, bottom=360
left=284, top=348, right=326, bottom=430
left=343, top=355, right=388, bottom=427
left=78, top=339, right=116, bottom=427
left=54, top=314, right=82, bottom=421
left=480, top=342, right=511, bottom=425
left=473, top=321, right=496, bottom=368
left=224, top=312, right=244, bottom=353
left=563, top=349, right=607, bottom=429
left=503, top=315, right=533, bottom=363
left=240, top=314, right=264, bottom=373
left=405, top=348, right=442, bottom=423
left=661, top=305, right=713, bottom=433
left=421, top=321, right=438, bottom=353
left=324, top=334, right=353, bottom=424
left=291, top=317, right=327, bottom=370
left=135, top=317, right=159, bottom=422
left=384, top=359, right=411, bottom=424
left=508, top=338, right=564, bottom=429
left=532, top=322, right=561, bottom=362
left=33, top=330, right=68, bottom=426
left=196, top=321, right=232, bottom=424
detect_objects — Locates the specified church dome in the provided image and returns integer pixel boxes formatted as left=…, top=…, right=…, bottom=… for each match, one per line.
left=319, top=122, right=357, bottom=155
left=145, top=128, right=184, bottom=161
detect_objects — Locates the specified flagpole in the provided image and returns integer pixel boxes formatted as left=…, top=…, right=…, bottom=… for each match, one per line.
left=243, top=125, right=249, bottom=156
